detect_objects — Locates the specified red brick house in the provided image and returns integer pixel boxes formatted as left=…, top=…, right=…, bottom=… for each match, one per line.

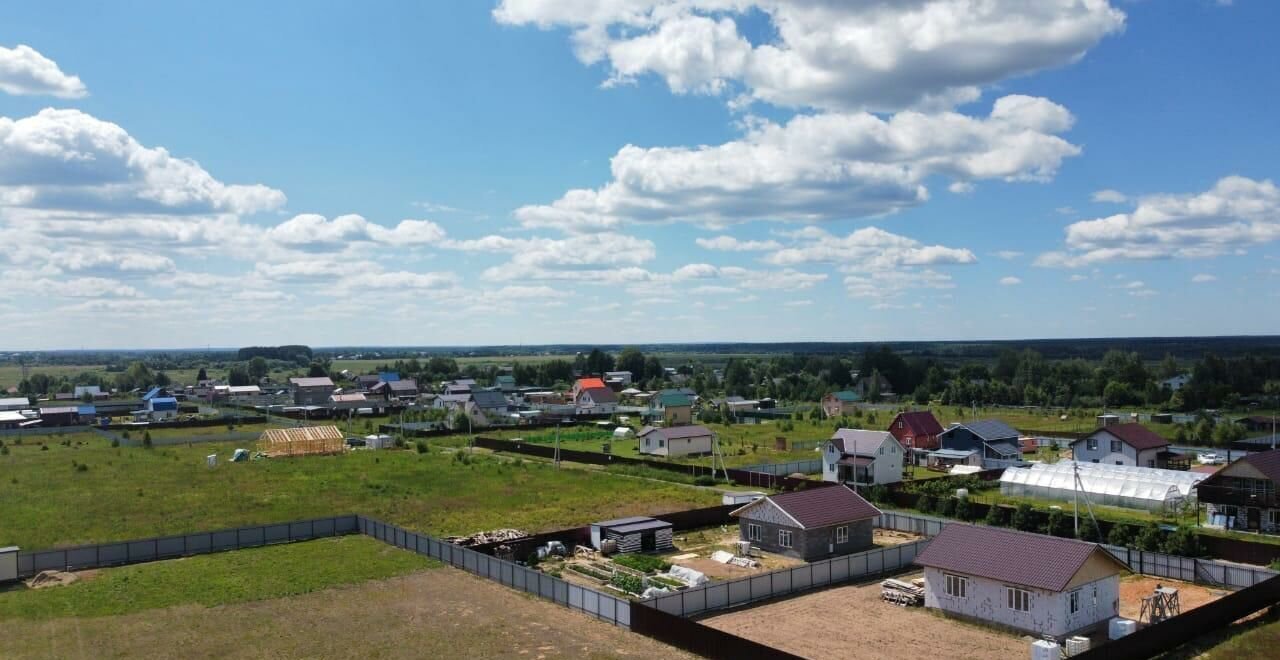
left=888, top=411, right=945, bottom=463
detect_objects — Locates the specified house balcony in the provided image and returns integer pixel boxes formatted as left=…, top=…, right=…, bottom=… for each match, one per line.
left=1196, top=484, right=1280, bottom=509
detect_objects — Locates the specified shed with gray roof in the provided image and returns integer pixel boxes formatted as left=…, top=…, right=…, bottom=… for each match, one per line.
left=637, top=424, right=714, bottom=457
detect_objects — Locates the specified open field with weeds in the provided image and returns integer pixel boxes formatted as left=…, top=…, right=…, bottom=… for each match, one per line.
left=0, top=535, right=435, bottom=620
left=0, top=438, right=718, bottom=549
left=0, top=566, right=690, bottom=660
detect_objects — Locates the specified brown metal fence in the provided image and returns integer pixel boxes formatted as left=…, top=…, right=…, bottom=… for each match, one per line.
left=630, top=603, right=805, bottom=660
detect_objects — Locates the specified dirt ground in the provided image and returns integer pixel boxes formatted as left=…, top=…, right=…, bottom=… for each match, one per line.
left=701, top=572, right=1027, bottom=660
left=1118, top=575, right=1227, bottom=622
left=663, top=526, right=923, bottom=580
left=0, top=567, right=694, bottom=660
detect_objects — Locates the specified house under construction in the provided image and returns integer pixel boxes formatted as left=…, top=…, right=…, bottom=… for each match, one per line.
left=259, top=425, right=345, bottom=457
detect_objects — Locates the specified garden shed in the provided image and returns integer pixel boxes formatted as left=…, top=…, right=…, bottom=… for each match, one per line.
left=590, top=516, right=674, bottom=554
left=1000, top=460, right=1207, bottom=512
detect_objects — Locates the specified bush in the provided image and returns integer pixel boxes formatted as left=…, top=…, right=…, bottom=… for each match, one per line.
left=612, top=554, right=671, bottom=574
left=1162, top=526, right=1201, bottom=557
left=984, top=504, right=1007, bottom=527
left=1107, top=523, right=1134, bottom=547
left=110, top=438, right=120, bottom=448
left=935, top=496, right=956, bottom=518
left=1011, top=503, right=1037, bottom=532
left=1076, top=516, right=1101, bottom=543
left=1045, top=509, right=1071, bottom=538
left=0, top=445, right=8, bottom=456
left=954, top=497, right=972, bottom=521
left=915, top=494, right=935, bottom=514
left=1136, top=522, right=1163, bottom=552
left=414, top=440, right=428, bottom=454
left=74, top=462, right=88, bottom=472
left=866, top=484, right=889, bottom=504
left=693, top=475, right=717, bottom=486
left=142, top=432, right=153, bottom=449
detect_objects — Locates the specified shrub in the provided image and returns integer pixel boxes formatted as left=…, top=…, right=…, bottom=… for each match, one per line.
left=915, top=494, right=935, bottom=514
left=110, top=438, right=120, bottom=448
left=0, top=445, right=8, bottom=456
left=1162, top=526, right=1201, bottom=557
left=1011, top=503, right=1037, bottom=532
left=121, top=431, right=130, bottom=440
left=142, top=432, right=153, bottom=449
left=693, top=475, right=717, bottom=487
left=866, top=484, right=889, bottom=504
left=1076, top=517, right=1101, bottom=543
left=983, top=503, right=1007, bottom=527
left=612, top=554, right=671, bottom=574
left=414, top=440, right=428, bottom=454
left=954, top=497, right=972, bottom=521
left=1136, top=522, right=1163, bottom=552
left=1045, top=509, right=1071, bottom=538
left=74, top=462, right=88, bottom=472
left=1107, top=523, right=1134, bottom=547
left=935, top=496, right=956, bottom=518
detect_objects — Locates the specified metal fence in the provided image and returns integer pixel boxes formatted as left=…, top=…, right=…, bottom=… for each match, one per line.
left=644, top=540, right=928, bottom=618
left=737, top=458, right=823, bottom=476
left=875, top=510, right=1278, bottom=590
left=357, top=516, right=630, bottom=628
left=16, top=515, right=359, bottom=578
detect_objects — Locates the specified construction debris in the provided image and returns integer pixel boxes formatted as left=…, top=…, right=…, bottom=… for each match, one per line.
left=26, top=570, right=78, bottom=589
left=709, top=549, right=759, bottom=568
left=443, top=529, right=530, bottom=547
left=881, top=578, right=924, bottom=607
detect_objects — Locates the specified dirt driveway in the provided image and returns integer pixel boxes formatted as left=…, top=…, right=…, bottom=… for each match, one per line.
left=701, top=572, right=1027, bottom=660
left=1119, top=575, right=1227, bottom=622
left=0, top=568, right=692, bottom=660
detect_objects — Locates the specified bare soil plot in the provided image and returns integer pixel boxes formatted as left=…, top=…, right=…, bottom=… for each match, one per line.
left=701, top=572, right=1026, bottom=660
left=661, top=526, right=923, bottom=581
left=0, top=567, right=693, bottom=660
left=1118, top=575, right=1227, bottom=622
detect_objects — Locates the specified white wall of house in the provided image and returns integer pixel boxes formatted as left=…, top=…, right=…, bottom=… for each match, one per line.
left=640, top=433, right=712, bottom=457
left=822, top=437, right=903, bottom=486
left=922, top=567, right=1118, bottom=638
left=1072, top=430, right=1162, bottom=467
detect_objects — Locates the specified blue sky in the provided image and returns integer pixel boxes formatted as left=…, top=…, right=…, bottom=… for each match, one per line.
left=0, top=1, right=1276, bottom=349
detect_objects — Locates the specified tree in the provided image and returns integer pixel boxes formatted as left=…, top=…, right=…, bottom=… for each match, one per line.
left=196, top=367, right=208, bottom=382
left=984, top=504, right=1007, bottom=527
left=1107, top=523, right=1133, bottom=547
left=1162, top=526, right=1200, bottom=557
left=248, top=357, right=269, bottom=381
left=1011, top=503, right=1037, bottom=531
left=227, top=365, right=251, bottom=386
left=643, top=356, right=665, bottom=382
left=867, top=369, right=882, bottom=403
left=1044, top=508, right=1071, bottom=537
left=584, top=348, right=614, bottom=375
left=1136, top=522, right=1163, bottom=551
left=616, top=347, right=646, bottom=379
left=1076, top=516, right=1101, bottom=543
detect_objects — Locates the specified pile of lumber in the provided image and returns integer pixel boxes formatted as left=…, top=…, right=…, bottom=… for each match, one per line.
left=881, top=578, right=924, bottom=607
left=443, top=528, right=529, bottom=547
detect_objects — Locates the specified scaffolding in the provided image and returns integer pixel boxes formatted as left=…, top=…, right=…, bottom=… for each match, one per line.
left=1000, top=461, right=1207, bottom=512
left=259, top=425, right=346, bottom=457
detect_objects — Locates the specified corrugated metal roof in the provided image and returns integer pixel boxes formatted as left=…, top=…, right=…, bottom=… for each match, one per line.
left=1090, top=423, right=1169, bottom=451
left=956, top=419, right=1019, bottom=442
left=580, top=387, right=618, bottom=403
left=894, top=411, right=944, bottom=436
left=1237, top=449, right=1280, bottom=483
left=829, top=390, right=859, bottom=402
left=290, top=377, right=335, bottom=388
left=914, top=523, right=1123, bottom=592
left=736, top=484, right=880, bottom=529
left=830, top=429, right=894, bottom=455
left=611, top=519, right=673, bottom=534
left=594, top=515, right=655, bottom=528
left=639, top=425, right=713, bottom=441
left=657, top=390, right=692, bottom=407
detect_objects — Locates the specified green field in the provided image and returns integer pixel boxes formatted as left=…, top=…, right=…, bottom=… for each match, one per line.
left=0, top=535, right=435, bottom=620
left=0, top=437, right=718, bottom=549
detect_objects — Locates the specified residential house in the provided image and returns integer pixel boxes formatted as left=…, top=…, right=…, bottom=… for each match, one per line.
left=354, top=375, right=382, bottom=392
left=73, top=385, right=108, bottom=400
left=1071, top=423, right=1172, bottom=468
left=821, top=391, right=859, bottom=418
left=914, top=524, right=1125, bottom=638
left=289, top=377, right=336, bottom=406
left=936, top=420, right=1022, bottom=469
left=1236, top=415, right=1279, bottom=434
left=227, top=384, right=265, bottom=405
left=470, top=390, right=511, bottom=424
left=147, top=396, right=179, bottom=421
left=38, top=406, right=80, bottom=426
left=1196, top=449, right=1280, bottom=534
left=433, top=393, right=472, bottom=412
left=441, top=379, right=476, bottom=395
left=888, top=411, right=945, bottom=463
left=571, top=377, right=607, bottom=401
left=385, top=379, right=419, bottom=402
left=1161, top=374, right=1191, bottom=391
left=604, top=370, right=633, bottom=387
left=494, top=375, right=517, bottom=393
left=852, top=373, right=894, bottom=400
left=0, top=397, right=30, bottom=412
left=638, top=424, right=714, bottom=457
left=823, top=429, right=904, bottom=487
left=575, top=386, right=618, bottom=416
left=652, top=389, right=692, bottom=426
left=730, top=485, right=880, bottom=562
left=377, top=371, right=400, bottom=383
left=329, top=392, right=368, bottom=411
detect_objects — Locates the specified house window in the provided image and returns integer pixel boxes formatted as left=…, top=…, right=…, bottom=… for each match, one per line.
left=828, top=463, right=835, bottom=473
left=1087, top=438, right=1098, bottom=450
left=1116, top=461, right=1124, bottom=465
left=1220, top=505, right=1238, bottom=518
left=1268, top=510, right=1280, bottom=526
left=1146, top=459, right=1155, bottom=468
left=1007, top=587, right=1031, bottom=612
left=945, top=574, right=967, bottom=599
left=748, top=523, right=762, bottom=542
left=836, top=525, right=849, bottom=544
left=1091, top=459, right=1099, bottom=463
left=898, top=421, right=904, bottom=429
left=658, top=439, right=665, bottom=448
left=778, top=530, right=793, bottom=548
left=878, top=447, right=884, bottom=455
left=1110, top=440, right=1122, bottom=453
left=1069, top=590, right=1081, bottom=614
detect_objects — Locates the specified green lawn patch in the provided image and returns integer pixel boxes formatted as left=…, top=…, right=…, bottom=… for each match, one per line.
left=0, top=535, right=435, bottom=621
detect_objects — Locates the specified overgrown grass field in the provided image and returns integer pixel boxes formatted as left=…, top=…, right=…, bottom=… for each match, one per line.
left=0, top=438, right=718, bottom=549
left=0, top=535, right=435, bottom=620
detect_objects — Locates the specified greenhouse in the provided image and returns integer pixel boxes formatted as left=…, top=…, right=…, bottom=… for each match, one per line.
left=999, top=460, right=1208, bottom=512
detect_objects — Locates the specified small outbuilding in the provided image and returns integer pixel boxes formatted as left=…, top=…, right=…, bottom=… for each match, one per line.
left=730, top=485, right=881, bottom=562
left=612, top=426, right=635, bottom=439
left=914, top=524, right=1126, bottom=638
left=590, top=516, right=674, bottom=553
left=638, top=424, right=715, bottom=457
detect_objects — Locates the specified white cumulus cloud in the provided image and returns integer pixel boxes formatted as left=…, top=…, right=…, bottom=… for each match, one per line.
left=0, top=44, right=87, bottom=98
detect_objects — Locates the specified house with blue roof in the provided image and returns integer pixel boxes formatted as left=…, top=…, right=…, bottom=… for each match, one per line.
left=933, top=419, right=1023, bottom=469
left=146, top=396, right=179, bottom=421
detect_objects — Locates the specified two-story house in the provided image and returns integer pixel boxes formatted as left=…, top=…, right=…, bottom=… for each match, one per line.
left=652, top=390, right=693, bottom=426
left=821, top=391, right=860, bottom=418
left=823, top=429, right=904, bottom=487
left=289, top=377, right=335, bottom=406
left=1070, top=423, right=1170, bottom=468
left=935, top=419, right=1022, bottom=469
left=1196, top=449, right=1280, bottom=534
left=575, top=386, right=617, bottom=416
left=888, top=410, right=945, bottom=465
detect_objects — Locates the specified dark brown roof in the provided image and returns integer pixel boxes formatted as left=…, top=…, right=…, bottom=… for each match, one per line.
left=1238, top=449, right=1280, bottom=483
left=893, top=411, right=944, bottom=436
left=580, top=387, right=617, bottom=403
left=640, top=424, right=713, bottom=440
left=914, top=524, right=1123, bottom=592
left=737, top=485, right=880, bottom=529
left=1087, top=423, right=1169, bottom=451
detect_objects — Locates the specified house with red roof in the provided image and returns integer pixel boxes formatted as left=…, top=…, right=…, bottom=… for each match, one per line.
left=887, top=410, right=945, bottom=462
left=915, top=524, right=1126, bottom=638
left=571, top=377, right=606, bottom=400
left=1195, top=449, right=1280, bottom=534
left=730, top=485, right=880, bottom=561
left=1070, top=423, right=1177, bottom=469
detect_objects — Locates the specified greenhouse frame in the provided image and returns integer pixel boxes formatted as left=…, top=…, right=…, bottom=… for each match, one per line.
left=999, top=460, right=1208, bottom=512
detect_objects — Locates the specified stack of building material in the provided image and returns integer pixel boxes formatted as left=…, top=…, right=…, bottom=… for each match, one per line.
left=881, top=578, right=924, bottom=606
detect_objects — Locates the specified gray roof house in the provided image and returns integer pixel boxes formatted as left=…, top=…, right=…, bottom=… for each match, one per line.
left=731, top=485, right=881, bottom=561
left=823, top=429, right=905, bottom=487
left=638, top=424, right=714, bottom=457
left=937, top=419, right=1023, bottom=469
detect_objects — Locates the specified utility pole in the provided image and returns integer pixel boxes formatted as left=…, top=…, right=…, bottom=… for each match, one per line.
left=554, top=420, right=561, bottom=468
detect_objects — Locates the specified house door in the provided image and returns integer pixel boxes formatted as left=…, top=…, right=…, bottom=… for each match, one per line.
left=641, top=532, right=656, bottom=552
left=1248, top=507, right=1261, bottom=531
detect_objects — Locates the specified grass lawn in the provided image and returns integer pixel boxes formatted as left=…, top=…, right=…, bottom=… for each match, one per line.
left=0, top=535, right=435, bottom=620
left=0, top=438, right=719, bottom=549
left=922, top=406, right=1183, bottom=439
left=1193, top=615, right=1280, bottom=659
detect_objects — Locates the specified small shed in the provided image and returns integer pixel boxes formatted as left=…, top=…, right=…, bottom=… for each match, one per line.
left=590, top=516, right=674, bottom=553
